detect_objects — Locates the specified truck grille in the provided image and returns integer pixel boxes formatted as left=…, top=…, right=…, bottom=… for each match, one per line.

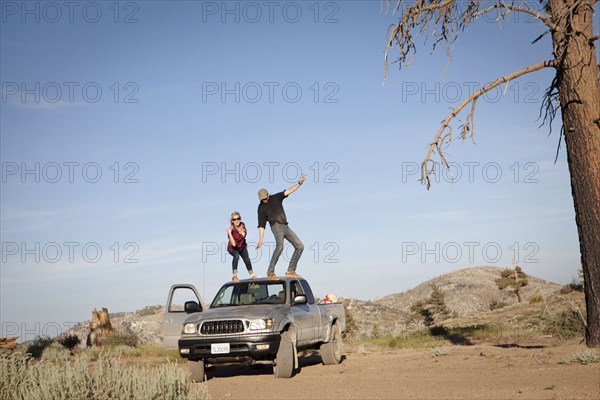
left=200, top=320, right=245, bottom=334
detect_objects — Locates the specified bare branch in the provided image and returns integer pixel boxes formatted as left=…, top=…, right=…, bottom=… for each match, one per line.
left=421, top=60, right=557, bottom=188
left=383, top=0, right=555, bottom=81
left=384, top=0, right=459, bottom=80
left=473, top=2, right=556, bottom=30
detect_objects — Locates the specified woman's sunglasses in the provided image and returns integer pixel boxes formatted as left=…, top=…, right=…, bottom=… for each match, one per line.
left=232, top=217, right=241, bottom=221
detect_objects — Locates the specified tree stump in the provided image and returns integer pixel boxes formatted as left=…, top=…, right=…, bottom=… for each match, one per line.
left=86, top=308, right=113, bottom=347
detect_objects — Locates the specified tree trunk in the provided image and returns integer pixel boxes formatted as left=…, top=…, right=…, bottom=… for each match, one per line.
left=549, top=0, right=600, bottom=347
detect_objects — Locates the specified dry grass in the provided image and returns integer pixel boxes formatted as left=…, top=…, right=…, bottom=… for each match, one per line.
left=82, top=343, right=184, bottom=365
left=0, top=351, right=208, bottom=400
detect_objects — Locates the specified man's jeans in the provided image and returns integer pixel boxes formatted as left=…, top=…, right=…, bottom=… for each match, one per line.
left=267, top=223, right=304, bottom=275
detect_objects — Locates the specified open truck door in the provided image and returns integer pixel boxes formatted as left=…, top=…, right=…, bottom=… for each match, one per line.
left=163, top=284, right=205, bottom=349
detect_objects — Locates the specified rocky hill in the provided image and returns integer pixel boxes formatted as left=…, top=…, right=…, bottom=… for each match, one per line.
left=343, top=266, right=565, bottom=337
left=66, top=266, right=569, bottom=346
left=378, top=266, right=562, bottom=315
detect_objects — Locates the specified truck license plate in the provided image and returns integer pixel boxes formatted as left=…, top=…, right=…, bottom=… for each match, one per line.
left=211, top=343, right=230, bottom=354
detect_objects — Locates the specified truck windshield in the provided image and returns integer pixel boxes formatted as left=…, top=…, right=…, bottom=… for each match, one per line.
left=210, top=282, right=286, bottom=307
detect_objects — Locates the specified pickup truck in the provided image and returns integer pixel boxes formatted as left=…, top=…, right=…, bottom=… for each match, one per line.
left=163, top=277, right=345, bottom=382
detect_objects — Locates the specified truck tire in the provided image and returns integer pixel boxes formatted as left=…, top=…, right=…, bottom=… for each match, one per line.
left=320, top=322, right=342, bottom=365
left=188, top=359, right=205, bottom=382
left=273, top=334, right=294, bottom=378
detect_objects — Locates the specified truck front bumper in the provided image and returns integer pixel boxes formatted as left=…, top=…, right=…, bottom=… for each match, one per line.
left=178, top=333, right=281, bottom=362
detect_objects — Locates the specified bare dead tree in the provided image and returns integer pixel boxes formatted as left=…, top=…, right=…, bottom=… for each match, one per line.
left=383, top=0, right=599, bottom=346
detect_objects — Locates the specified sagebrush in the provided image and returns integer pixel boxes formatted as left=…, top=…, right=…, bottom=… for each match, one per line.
left=0, top=351, right=209, bottom=400
left=543, top=310, right=585, bottom=339
left=565, top=349, right=600, bottom=365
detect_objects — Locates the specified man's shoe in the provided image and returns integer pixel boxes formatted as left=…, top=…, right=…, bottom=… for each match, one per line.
left=249, top=273, right=260, bottom=279
left=232, top=276, right=239, bottom=282
left=285, top=271, right=302, bottom=279
left=267, top=273, right=280, bottom=280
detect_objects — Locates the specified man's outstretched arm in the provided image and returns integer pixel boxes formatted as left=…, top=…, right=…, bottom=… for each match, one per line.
left=284, top=173, right=306, bottom=197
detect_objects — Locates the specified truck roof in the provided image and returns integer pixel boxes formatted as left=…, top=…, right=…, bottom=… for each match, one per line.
left=230, top=276, right=307, bottom=284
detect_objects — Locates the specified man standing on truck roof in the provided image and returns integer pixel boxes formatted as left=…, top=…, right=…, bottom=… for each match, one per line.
left=256, top=173, right=306, bottom=280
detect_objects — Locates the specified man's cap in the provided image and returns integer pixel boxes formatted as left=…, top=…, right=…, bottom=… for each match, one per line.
left=258, top=188, right=269, bottom=201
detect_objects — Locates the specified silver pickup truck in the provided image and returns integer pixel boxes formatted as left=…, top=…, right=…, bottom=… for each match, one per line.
left=163, top=277, right=345, bottom=382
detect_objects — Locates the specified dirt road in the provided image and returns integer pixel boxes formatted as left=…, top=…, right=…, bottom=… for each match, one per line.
left=203, top=342, right=599, bottom=399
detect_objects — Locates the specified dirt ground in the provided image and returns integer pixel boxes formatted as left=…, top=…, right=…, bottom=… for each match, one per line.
left=202, top=341, right=600, bottom=400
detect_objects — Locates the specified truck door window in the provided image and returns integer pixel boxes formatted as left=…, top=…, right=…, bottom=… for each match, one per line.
left=168, top=287, right=201, bottom=312
left=291, top=281, right=303, bottom=304
left=299, top=280, right=316, bottom=304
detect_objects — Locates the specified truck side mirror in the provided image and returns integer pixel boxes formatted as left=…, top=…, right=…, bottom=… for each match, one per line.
left=184, top=301, right=200, bottom=313
left=293, top=295, right=307, bottom=305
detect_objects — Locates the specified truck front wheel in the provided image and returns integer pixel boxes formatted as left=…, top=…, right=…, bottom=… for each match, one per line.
left=188, top=359, right=206, bottom=382
left=320, top=322, right=342, bottom=365
left=273, top=333, right=294, bottom=378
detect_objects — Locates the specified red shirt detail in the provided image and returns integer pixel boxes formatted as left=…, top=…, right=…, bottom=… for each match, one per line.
left=227, top=222, right=247, bottom=252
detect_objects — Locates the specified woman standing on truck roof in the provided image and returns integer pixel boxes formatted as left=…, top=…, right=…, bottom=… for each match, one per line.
left=227, top=212, right=259, bottom=282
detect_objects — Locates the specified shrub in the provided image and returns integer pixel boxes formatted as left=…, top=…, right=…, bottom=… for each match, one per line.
left=344, top=305, right=356, bottom=339
left=566, top=349, right=600, bottom=365
left=568, top=278, right=584, bottom=292
left=559, top=278, right=584, bottom=294
left=136, top=305, right=163, bottom=317
left=489, top=300, right=508, bottom=310
left=58, top=334, right=81, bottom=352
left=0, top=351, right=210, bottom=400
left=110, top=345, right=142, bottom=357
left=559, top=285, right=574, bottom=294
left=82, top=343, right=183, bottom=363
left=367, top=331, right=446, bottom=349
left=529, top=294, right=543, bottom=303
left=410, top=284, right=451, bottom=326
left=543, top=310, right=585, bottom=339
left=431, top=347, right=448, bottom=357
left=26, top=336, right=54, bottom=359
left=370, top=325, right=381, bottom=339
left=41, top=342, right=70, bottom=363
left=103, top=330, right=140, bottom=347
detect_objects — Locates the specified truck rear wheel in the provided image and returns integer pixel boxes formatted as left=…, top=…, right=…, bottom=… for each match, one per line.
left=188, top=359, right=205, bottom=382
left=273, top=334, right=294, bottom=378
left=320, top=322, right=342, bottom=365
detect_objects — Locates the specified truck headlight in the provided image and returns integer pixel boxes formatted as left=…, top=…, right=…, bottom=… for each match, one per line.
left=183, top=323, right=197, bottom=334
left=248, top=319, right=273, bottom=330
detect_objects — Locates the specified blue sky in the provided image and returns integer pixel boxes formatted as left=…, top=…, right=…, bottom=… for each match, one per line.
left=1, top=1, right=597, bottom=341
